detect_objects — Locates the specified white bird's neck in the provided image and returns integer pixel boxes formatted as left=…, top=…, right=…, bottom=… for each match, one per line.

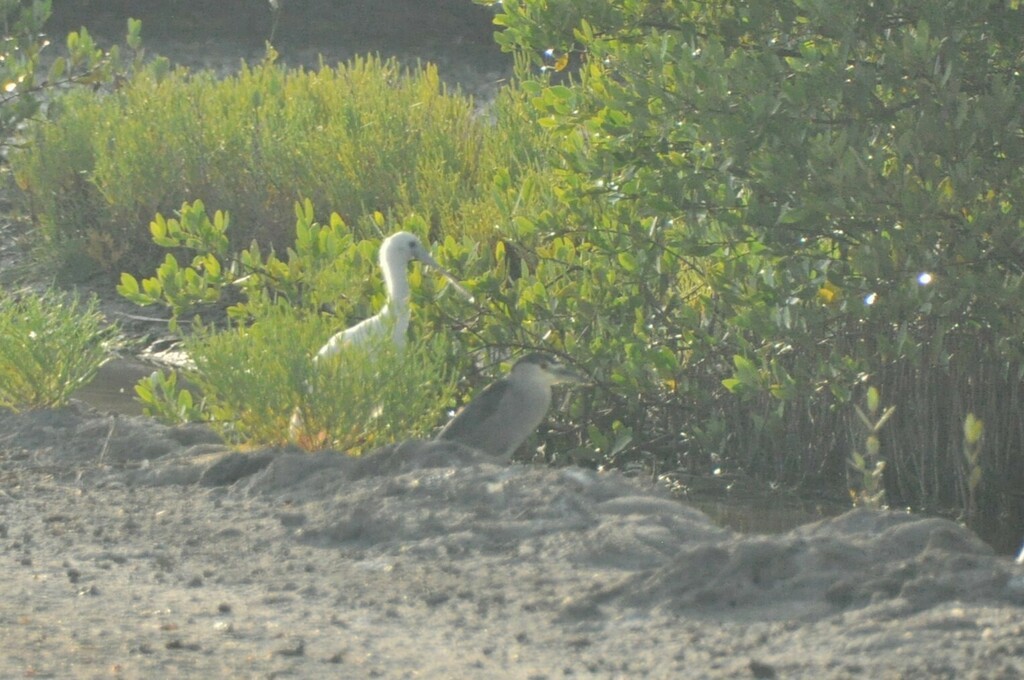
left=379, top=247, right=412, bottom=347
left=376, top=302, right=411, bottom=347
left=381, top=249, right=412, bottom=310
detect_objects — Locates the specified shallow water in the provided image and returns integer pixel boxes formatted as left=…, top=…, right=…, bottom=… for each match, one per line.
left=687, top=493, right=847, bottom=535
left=73, top=357, right=155, bottom=416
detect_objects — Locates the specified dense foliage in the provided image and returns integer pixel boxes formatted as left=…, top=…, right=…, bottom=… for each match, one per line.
left=477, top=0, right=1024, bottom=542
left=12, top=51, right=490, bottom=280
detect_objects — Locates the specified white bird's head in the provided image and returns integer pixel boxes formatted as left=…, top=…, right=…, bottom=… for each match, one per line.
left=378, top=231, right=473, bottom=302
left=380, top=231, right=432, bottom=268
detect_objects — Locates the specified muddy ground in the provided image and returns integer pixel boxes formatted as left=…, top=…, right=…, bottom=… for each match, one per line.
left=2, top=403, right=1024, bottom=678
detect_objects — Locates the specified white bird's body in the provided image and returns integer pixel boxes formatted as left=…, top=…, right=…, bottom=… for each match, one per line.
left=290, top=231, right=470, bottom=443
left=315, top=231, right=470, bottom=360
left=315, top=288, right=408, bottom=360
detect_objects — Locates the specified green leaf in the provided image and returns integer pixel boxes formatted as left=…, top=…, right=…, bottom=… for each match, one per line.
left=117, top=272, right=140, bottom=296
left=48, top=56, right=66, bottom=82
left=617, top=251, right=638, bottom=272
left=963, top=413, right=984, bottom=445
left=968, top=466, right=982, bottom=491
left=126, top=18, right=142, bottom=50
left=513, top=215, right=536, bottom=236
left=866, top=386, right=879, bottom=414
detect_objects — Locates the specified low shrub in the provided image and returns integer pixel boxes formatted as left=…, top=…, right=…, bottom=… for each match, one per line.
left=0, top=289, right=122, bottom=411
left=121, top=200, right=466, bottom=450
left=11, top=50, right=489, bottom=281
left=139, top=305, right=457, bottom=451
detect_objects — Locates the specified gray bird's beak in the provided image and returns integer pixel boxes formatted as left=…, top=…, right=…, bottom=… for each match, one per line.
left=550, top=363, right=585, bottom=385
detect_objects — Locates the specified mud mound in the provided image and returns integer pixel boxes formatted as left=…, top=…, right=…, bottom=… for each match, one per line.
left=229, top=440, right=1020, bottom=622
left=2, top=403, right=1023, bottom=677
left=0, top=401, right=223, bottom=474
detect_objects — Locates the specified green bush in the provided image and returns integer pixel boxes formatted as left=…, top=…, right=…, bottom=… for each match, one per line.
left=11, top=50, right=490, bottom=281
left=117, top=198, right=475, bottom=338
left=0, top=289, right=122, bottom=411
left=101, top=75, right=723, bottom=467
left=292, top=332, right=459, bottom=453
left=120, top=199, right=467, bottom=450
left=139, top=305, right=457, bottom=451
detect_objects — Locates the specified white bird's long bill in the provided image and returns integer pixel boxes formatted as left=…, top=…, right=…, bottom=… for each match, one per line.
left=439, top=271, right=474, bottom=303
left=422, top=255, right=474, bottom=303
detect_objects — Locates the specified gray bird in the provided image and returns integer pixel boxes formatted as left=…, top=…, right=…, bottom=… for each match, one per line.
left=436, top=353, right=583, bottom=459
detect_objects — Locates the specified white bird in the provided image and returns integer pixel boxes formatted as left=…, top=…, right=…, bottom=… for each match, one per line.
left=290, top=231, right=470, bottom=443
left=315, top=231, right=471, bottom=360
